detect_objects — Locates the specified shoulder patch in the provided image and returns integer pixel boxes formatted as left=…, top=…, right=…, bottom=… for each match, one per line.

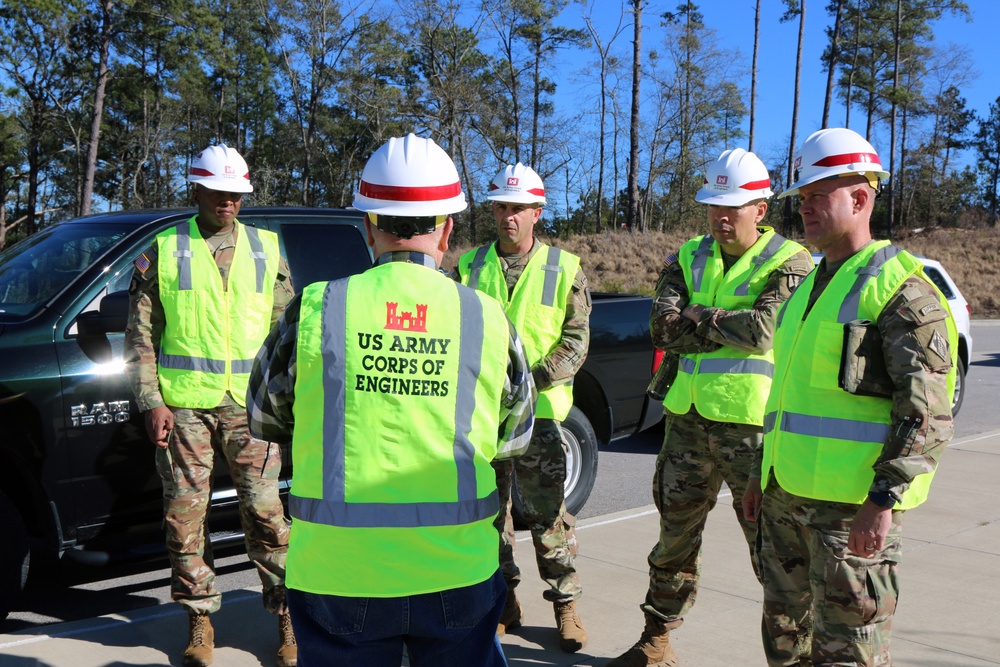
left=663, top=253, right=678, bottom=267
left=928, top=329, right=949, bottom=362
left=133, top=252, right=152, bottom=275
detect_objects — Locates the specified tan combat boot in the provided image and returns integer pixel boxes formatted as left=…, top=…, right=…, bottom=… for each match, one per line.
left=182, top=613, right=214, bottom=667
left=553, top=599, right=588, bottom=653
left=276, top=613, right=298, bottom=667
left=496, top=589, right=523, bottom=637
left=606, top=613, right=679, bottom=667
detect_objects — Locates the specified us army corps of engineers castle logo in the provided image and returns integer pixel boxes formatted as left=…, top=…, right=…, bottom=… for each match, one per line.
left=385, top=301, right=428, bottom=332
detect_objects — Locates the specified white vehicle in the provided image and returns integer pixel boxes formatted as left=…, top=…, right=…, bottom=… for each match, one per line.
left=810, top=254, right=972, bottom=415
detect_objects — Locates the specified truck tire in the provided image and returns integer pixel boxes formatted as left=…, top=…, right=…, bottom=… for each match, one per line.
left=952, top=356, right=966, bottom=416
left=511, top=406, right=599, bottom=524
left=0, top=489, right=30, bottom=621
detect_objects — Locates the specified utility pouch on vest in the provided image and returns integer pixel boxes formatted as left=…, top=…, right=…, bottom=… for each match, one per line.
left=647, top=353, right=679, bottom=401
left=840, top=319, right=894, bottom=398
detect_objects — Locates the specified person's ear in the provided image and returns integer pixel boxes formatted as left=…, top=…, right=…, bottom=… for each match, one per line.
left=755, top=200, right=768, bottom=223
left=364, top=215, right=376, bottom=249
left=438, top=218, right=454, bottom=253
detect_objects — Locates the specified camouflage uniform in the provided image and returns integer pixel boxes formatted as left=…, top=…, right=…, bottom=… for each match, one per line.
left=124, top=220, right=294, bottom=615
left=642, top=236, right=813, bottom=624
left=464, top=238, right=591, bottom=603
left=753, top=253, right=954, bottom=666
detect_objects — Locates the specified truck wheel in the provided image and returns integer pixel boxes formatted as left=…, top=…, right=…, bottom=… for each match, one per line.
left=0, top=489, right=29, bottom=621
left=511, top=407, right=599, bottom=524
left=952, top=356, right=966, bottom=416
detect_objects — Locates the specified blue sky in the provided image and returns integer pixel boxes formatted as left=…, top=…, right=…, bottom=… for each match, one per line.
left=554, top=0, right=998, bottom=173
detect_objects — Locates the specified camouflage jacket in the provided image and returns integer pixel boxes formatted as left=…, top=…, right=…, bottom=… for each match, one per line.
left=650, top=238, right=814, bottom=356
left=124, top=220, right=294, bottom=412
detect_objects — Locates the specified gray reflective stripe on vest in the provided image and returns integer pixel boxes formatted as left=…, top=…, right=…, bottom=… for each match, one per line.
left=231, top=359, right=255, bottom=374
left=159, top=353, right=226, bottom=374
left=689, top=235, right=715, bottom=293
left=678, top=356, right=696, bottom=374
left=466, top=245, right=492, bottom=290
left=734, top=234, right=788, bottom=296
left=541, top=246, right=563, bottom=307
left=243, top=226, right=268, bottom=293
left=697, top=357, right=774, bottom=377
left=174, top=225, right=194, bottom=290
left=763, top=410, right=891, bottom=444
left=838, top=245, right=901, bottom=323
left=292, top=278, right=497, bottom=529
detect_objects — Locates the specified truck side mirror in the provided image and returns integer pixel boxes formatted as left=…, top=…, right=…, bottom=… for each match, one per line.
left=76, top=290, right=129, bottom=336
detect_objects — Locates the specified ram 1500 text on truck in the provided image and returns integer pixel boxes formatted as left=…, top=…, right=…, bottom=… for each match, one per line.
left=0, top=208, right=663, bottom=620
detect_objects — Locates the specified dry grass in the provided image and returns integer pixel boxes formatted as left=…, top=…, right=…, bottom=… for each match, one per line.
left=443, top=225, right=1000, bottom=319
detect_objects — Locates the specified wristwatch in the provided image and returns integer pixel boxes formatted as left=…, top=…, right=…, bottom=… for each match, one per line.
left=867, top=491, right=897, bottom=509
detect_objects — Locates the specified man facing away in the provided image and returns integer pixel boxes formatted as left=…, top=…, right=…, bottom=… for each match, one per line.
left=247, top=133, right=536, bottom=666
left=454, top=163, right=591, bottom=653
left=124, top=143, right=296, bottom=667
left=608, top=148, right=813, bottom=667
left=742, top=127, right=957, bottom=666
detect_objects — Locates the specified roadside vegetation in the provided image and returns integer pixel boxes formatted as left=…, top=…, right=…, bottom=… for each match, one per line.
left=445, top=225, right=1000, bottom=318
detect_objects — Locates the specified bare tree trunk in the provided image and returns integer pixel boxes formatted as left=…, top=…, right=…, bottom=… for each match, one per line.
left=822, top=0, right=844, bottom=128
left=888, top=0, right=901, bottom=240
left=627, top=0, right=643, bottom=232
left=81, top=0, right=114, bottom=217
left=846, top=0, right=861, bottom=128
left=784, top=0, right=805, bottom=237
left=750, top=0, right=761, bottom=151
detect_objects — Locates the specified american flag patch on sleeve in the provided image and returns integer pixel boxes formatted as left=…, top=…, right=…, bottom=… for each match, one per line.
left=134, top=252, right=152, bottom=274
left=663, top=253, right=678, bottom=267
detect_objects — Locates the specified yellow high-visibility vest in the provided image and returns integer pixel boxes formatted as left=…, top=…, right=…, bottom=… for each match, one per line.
left=157, top=217, right=279, bottom=408
left=288, top=258, right=511, bottom=597
left=761, top=241, right=958, bottom=508
left=665, top=229, right=808, bottom=426
left=457, top=242, right=578, bottom=420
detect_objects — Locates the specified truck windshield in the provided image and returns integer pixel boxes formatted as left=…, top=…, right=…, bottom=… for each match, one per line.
left=0, top=223, right=128, bottom=319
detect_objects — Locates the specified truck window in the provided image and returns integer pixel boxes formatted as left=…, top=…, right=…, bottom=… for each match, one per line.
left=0, top=224, right=128, bottom=319
left=278, top=223, right=372, bottom=292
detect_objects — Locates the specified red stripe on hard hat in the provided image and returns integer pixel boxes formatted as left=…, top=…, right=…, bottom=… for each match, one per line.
left=739, top=178, right=771, bottom=190
left=361, top=180, right=462, bottom=201
left=814, top=152, right=880, bottom=167
left=489, top=184, right=500, bottom=191
left=189, top=167, right=215, bottom=177
left=527, top=188, right=545, bottom=196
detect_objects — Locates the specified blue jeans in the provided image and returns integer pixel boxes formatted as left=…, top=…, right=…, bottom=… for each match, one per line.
left=288, top=568, right=508, bottom=667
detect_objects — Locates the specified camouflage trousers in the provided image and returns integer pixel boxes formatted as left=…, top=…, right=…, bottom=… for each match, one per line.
left=156, top=394, right=290, bottom=616
left=757, top=479, right=903, bottom=666
left=493, top=418, right=581, bottom=602
left=641, top=410, right=761, bottom=624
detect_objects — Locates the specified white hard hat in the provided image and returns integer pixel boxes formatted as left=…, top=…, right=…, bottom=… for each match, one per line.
left=778, top=127, right=889, bottom=198
left=487, top=163, right=546, bottom=205
left=695, top=148, right=773, bottom=206
left=353, top=134, right=467, bottom=217
left=187, top=144, right=253, bottom=193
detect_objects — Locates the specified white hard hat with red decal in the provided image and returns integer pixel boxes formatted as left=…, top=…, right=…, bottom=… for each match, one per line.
left=695, top=148, right=773, bottom=206
left=487, top=163, right=546, bottom=205
left=353, top=134, right=467, bottom=218
left=187, top=144, right=253, bottom=193
left=778, top=127, right=890, bottom=198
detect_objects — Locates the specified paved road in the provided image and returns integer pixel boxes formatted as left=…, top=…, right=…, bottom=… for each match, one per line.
left=3, top=322, right=997, bottom=634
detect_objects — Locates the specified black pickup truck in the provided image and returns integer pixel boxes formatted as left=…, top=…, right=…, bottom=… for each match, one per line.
left=0, top=208, right=662, bottom=620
